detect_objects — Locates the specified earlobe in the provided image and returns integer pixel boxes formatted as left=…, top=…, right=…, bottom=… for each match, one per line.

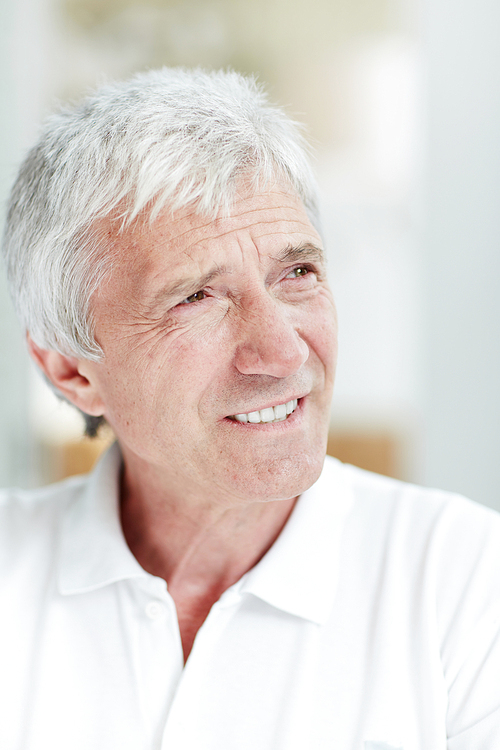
left=26, top=334, right=105, bottom=417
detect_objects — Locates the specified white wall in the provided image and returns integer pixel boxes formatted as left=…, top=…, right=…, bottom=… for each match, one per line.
left=422, top=0, right=500, bottom=509
left=0, top=0, right=54, bottom=486
left=0, top=2, right=27, bottom=486
left=317, top=37, right=423, bottom=482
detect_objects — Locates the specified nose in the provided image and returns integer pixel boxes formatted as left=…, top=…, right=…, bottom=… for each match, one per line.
left=233, top=296, right=309, bottom=378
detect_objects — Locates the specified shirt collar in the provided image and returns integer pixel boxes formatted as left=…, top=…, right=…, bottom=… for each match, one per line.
left=58, top=446, right=354, bottom=623
left=239, top=455, right=354, bottom=625
left=58, top=443, right=146, bottom=595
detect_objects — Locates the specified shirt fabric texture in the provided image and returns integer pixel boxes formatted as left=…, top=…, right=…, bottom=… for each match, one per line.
left=1, top=443, right=500, bottom=750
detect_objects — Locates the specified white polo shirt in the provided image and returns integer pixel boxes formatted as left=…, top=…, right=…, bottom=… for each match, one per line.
left=1, top=444, right=500, bottom=750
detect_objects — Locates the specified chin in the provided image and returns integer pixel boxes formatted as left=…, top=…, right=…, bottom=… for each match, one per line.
left=232, top=450, right=326, bottom=505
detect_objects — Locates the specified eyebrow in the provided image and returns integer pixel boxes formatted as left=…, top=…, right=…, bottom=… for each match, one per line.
left=147, top=243, right=325, bottom=312
left=274, top=242, right=326, bottom=265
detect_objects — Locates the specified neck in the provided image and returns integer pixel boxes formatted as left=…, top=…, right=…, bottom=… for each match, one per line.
left=119, top=457, right=297, bottom=661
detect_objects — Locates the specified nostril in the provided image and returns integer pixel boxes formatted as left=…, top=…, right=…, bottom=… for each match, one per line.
left=234, top=339, right=308, bottom=377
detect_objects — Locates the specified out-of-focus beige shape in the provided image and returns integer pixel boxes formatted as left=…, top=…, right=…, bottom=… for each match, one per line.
left=38, top=429, right=115, bottom=483
left=327, top=430, right=400, bottom=478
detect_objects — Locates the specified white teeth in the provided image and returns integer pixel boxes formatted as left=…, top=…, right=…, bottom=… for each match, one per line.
left=232, top=399, right=298, bottom=424
left=260, top=407, right=275, bottom=422
left=274, top=403, right=287, bottom=420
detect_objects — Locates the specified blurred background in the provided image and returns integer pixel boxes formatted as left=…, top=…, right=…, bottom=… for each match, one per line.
left=1, top=0, right=499, bottom=509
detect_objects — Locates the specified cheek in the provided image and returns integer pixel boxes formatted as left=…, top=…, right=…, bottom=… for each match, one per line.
left=145, top=324, right=234, bottom=409
left=304, top=294, right=338, bottom=370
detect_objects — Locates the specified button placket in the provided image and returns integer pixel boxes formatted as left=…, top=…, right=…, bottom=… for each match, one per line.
left=129, top=582, right=183, bottom=746
left=160, top=593, right=243, bottom=749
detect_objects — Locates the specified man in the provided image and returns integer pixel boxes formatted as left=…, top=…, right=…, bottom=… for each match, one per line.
left=1, top=68, right=499, bottom=750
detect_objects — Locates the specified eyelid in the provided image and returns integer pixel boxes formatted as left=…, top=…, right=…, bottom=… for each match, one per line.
left=284, top=263, right=317, bottom=278
left=178, top=289, right=207, bottom=305
left=171, top=263, right=318, bottom=311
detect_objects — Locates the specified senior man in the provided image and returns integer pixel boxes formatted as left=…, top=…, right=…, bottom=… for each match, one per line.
left=1, top=68, right=500, bottom=750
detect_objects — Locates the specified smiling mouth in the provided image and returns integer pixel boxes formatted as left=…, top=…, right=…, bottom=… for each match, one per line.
left=228, top=399, right=299, bottom=424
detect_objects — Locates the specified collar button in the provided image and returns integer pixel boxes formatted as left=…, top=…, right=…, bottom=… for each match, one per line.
left=145, top=601, right=166, bottom=619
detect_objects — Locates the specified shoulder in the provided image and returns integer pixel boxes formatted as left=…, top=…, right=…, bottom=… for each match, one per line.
left=332, top=459, right=500, bottom=631
left=0, top=475, right=88, bottom=573
left=335, top=458, right=500, bottom=543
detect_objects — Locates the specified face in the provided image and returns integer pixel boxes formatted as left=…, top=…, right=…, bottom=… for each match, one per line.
left=83, top=184, right=338, bottom=507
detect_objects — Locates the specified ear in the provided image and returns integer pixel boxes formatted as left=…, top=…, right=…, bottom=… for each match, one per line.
left=27, top=334, right=105, bottom=417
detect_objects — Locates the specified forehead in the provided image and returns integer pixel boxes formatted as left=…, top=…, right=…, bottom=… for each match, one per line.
left=100, top=185, right=322, bottom=305
left=160, top=186, right=313, bottom=247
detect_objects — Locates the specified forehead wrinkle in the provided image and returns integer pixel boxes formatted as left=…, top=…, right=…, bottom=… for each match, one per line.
left=174, top=216, right=317, bottom=253
left=156, top=197, right=308, bottom=249
left=135, top=191, right=320, bottom=315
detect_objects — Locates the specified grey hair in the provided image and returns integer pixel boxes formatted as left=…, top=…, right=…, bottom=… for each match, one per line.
left=2, top=67, right=320, bottom=362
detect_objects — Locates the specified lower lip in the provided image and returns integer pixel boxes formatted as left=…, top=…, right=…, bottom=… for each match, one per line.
left=223, top=398, right=305, bottom=430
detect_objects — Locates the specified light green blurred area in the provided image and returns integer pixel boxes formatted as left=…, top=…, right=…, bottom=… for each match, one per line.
left=44, top=0, right=410, bottom=146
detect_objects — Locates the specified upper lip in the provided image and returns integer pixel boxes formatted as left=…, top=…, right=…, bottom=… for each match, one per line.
left=225, top=393, right=307, bottom=417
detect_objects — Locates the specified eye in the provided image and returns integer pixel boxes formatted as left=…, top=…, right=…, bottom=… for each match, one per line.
left=286, top=265, right=312, bottom=278
left=180, top=290, right=206, bottom=304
